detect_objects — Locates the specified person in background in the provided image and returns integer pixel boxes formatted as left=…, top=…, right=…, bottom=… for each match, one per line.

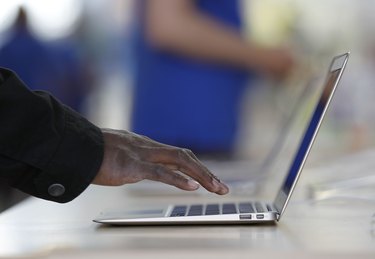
left=131, top=0, right=294, bottom=159
left=0, top=7, right=91, bottom=113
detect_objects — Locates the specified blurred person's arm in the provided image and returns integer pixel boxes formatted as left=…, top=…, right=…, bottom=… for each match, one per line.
left=0, top=68, right=228, bottom=203
left=145, top=0, right=294, bottom=78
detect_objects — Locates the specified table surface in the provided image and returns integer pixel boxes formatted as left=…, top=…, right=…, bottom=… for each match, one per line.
left=1, top=150, right=375, bottom=259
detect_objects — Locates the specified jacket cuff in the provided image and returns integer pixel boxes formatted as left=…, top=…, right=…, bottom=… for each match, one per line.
left=0, top=71, right=4, bottom=84
left=33, top=106, right=104, bottom=203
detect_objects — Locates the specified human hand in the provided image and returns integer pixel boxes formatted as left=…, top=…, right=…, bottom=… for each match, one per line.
left=93, top=128, right=229, bottom=195
left=257, top=47, right=295, bottom=79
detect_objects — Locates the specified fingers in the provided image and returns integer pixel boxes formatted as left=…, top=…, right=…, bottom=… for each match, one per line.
left=144, top=147, right=229, bottom=195
left=139, top=162, right=201, bottom=191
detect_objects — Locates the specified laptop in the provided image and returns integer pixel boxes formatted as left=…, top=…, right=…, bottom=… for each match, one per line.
left=94, top=52, right=349, bottom=225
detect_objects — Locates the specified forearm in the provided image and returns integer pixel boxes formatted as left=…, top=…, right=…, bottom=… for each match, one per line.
left=145, top=0, right=268, bottom=71
left=0, top=68, right=103, bottom=203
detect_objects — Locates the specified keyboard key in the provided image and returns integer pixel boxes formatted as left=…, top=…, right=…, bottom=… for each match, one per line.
left=239, top=203, right=254, bottom=213
left=205, top=204, right=220, bottom=215
left=222, top=203, right=237, bottom=214
left=254, top=202, right=265, bottom=213
left=170, top=205, right=187, bottom=217
left=188, top=205, right=203, bottom=216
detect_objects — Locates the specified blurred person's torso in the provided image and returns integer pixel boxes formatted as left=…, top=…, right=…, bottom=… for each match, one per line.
left=132, top=0, right=253, bottom=155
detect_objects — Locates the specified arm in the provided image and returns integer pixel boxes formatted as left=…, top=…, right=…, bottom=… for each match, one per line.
left=0, top=68, right=103, bottom=203
left=144, top=0, right=293, bottom=77
left=0, top=68, right=228, bottom=203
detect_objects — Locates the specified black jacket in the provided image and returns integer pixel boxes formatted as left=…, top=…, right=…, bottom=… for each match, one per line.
left=0, top=68, right=103, bottom=203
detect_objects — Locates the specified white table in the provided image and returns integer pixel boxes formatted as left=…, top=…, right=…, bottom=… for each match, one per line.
left=1, top=150, right=375, bottom=259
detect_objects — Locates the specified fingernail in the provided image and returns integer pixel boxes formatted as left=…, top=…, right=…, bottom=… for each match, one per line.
left=212, top=179, right=224, bottom=192
left=214, top=180, right=229, bottom=194
left=187, top=180, right=200, bottom=190
left=220, top=184, right=229, bottom=194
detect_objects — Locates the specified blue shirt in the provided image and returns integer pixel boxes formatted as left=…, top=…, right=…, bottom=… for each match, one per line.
left=0, top=28, right=87, bottom=112
left=131, top=0, right=251, bottom=153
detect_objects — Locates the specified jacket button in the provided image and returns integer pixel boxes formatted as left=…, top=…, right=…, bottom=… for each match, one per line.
left=48, top=184, right=65, bottom=197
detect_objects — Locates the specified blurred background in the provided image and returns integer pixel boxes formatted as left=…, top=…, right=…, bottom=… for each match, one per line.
left=1, top=0, right=375, bottom=210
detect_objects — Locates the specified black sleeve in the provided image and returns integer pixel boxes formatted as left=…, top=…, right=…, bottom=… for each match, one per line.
left=0, top=68, right=104, bottom=203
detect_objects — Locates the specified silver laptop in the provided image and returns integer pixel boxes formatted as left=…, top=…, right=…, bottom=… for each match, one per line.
left=94, top=53, right=349, bottom=225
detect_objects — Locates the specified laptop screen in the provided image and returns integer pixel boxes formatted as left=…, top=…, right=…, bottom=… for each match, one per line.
left=274, top=53, right=349, bottom=218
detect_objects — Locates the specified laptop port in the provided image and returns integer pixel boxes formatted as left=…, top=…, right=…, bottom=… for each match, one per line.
left=239, top=214, right=252, bottom=220
left=256, top=214, right=265, bottom=219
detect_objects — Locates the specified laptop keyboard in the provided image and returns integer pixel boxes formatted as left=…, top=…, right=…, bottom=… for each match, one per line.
left=169, top=202, right=272, bottom=217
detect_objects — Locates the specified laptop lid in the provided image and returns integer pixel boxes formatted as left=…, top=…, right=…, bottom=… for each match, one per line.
left=273, top=53, right=349, bottom=219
